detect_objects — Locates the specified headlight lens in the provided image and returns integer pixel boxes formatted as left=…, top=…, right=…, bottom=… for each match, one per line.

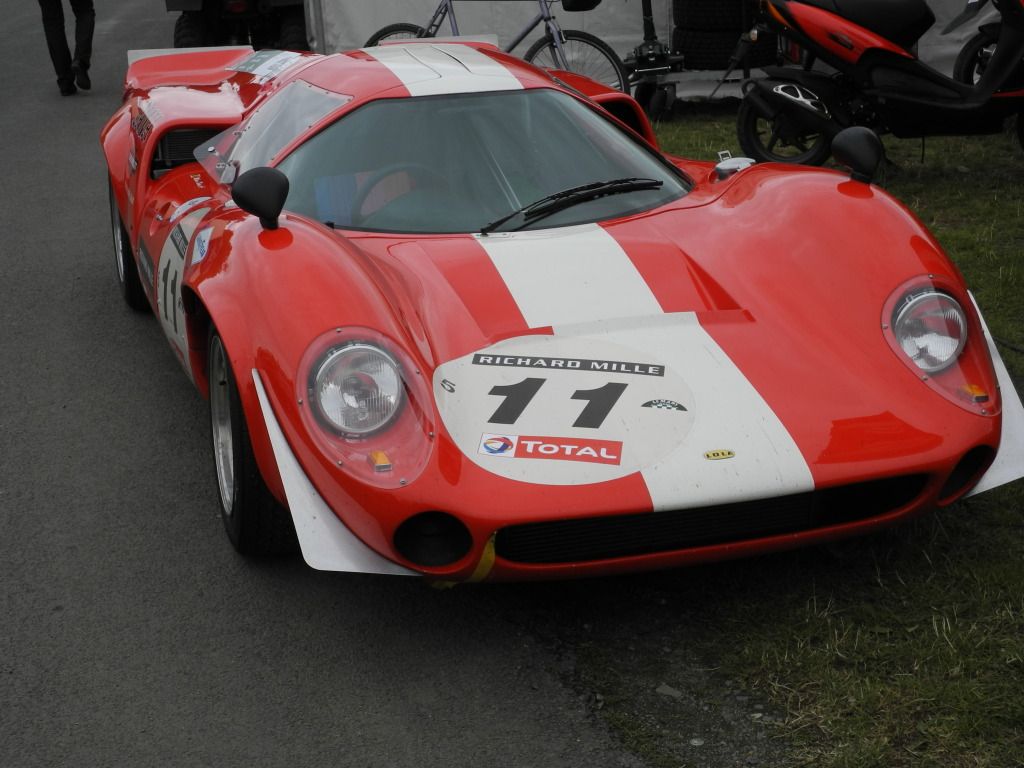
left=311, top=343, right=403, bottom=436
left=893, top=291, right=967, bottom=373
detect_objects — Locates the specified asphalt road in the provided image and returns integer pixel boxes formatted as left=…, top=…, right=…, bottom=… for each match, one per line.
left=0, top=4, right=642, bottom=766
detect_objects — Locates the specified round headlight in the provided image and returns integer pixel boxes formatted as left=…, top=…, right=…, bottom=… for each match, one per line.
left=311, top=344, right=404, bottom=436
left=893, top=292, right=967, bottom=374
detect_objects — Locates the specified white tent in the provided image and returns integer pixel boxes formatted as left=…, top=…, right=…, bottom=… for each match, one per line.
left=306, top=0, right=998, bottom=78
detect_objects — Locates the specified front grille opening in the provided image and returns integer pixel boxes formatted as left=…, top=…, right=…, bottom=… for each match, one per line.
left=495, top=474, right=929, bottom=565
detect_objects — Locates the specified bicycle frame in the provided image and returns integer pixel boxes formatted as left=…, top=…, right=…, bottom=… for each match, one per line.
left=422, top=0, right=572, bottom=68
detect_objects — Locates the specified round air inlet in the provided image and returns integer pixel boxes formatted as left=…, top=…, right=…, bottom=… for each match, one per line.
left=938, top=446, right=995, bottom=504
left=394, top=512, right=473, bottom=568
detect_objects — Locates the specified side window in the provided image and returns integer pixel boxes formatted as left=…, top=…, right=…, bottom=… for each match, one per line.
left=194, top=80, right=351, bottom=183
left=230, top=81, right=352, bottom=172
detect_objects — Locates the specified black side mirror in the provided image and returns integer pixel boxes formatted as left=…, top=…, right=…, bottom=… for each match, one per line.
left=831, top=127, right=883, bottom=184
left=231, top=166, right=289, bottom=230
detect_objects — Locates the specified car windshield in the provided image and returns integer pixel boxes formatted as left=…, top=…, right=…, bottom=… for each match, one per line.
left=274, top=89, right=690, bottom=234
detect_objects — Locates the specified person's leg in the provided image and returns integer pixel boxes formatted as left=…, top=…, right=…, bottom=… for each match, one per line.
left=69, top=0, right=94, bottom=89
left=37, top=0, right=75, bottom=94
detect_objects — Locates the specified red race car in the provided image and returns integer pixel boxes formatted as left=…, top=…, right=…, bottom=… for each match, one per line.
left=103, top=42, right=1024, bottom=582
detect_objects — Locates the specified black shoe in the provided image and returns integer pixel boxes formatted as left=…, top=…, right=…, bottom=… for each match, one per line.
left=58, top=78, right=78, bottom=96
left=72, top=60, right=91, bottom=90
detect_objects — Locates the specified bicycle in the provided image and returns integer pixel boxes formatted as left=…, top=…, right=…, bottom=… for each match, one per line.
left=364, top=0, right=629, bottom=92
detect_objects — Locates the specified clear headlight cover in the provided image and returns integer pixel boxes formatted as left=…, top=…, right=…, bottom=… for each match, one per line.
left=893, top=292, right=967, bottom=374
left=311, top=343, right=403, bottom=436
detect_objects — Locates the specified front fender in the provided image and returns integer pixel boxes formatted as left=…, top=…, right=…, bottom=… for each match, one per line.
left=186, top=213, right=422, bottom=507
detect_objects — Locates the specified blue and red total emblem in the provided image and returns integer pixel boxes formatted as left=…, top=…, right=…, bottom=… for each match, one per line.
left=480, top=435, right=515, bottom=455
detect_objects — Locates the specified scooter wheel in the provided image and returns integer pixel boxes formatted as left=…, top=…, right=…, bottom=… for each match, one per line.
left=953, top=31, right=996, bottom=86
left=737, top=97, right=831, bottom=166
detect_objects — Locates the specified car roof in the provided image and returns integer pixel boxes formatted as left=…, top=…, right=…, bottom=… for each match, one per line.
left=291, top=42, right=552, bottom=100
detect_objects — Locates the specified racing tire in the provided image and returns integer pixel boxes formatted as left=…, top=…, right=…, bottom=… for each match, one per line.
left=365, top=22, right=429, bottom=47
left=953, top=31, right=996, bottom=85
left=109, top=181, right=149, bottom=312
left=524, top=29, right=629, bottom=93
left=173, top=12, right=207, bottom=48
left=208, top=331, right=298, bottom=557
left=278, top=8, right=309, bottom=51
left=736, top=96, right=831, bottom=166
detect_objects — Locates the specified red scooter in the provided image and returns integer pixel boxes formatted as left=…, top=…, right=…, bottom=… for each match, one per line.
left=735, top=0, right=1024, bottom=164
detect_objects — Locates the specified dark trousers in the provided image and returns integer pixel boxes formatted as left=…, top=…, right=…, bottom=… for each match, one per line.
left=38, top=0, right=95, bottom=82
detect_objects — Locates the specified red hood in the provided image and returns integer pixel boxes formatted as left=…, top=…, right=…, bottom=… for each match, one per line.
left=340, top=165, right=998, bottom=491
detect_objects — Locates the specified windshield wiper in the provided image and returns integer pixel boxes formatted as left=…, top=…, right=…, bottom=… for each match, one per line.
left=479, top=177, right=664, bottom=236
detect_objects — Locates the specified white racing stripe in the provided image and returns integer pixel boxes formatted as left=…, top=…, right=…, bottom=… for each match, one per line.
left=458, top=224, right=815, bottom=507
left=476, top=224, right=663, bottom=327
left=365, top=43, right=523, bottom=96
left=567, top=315, right=816, bottom=509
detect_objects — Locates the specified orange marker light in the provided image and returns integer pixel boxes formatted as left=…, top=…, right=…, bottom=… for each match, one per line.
left=959, top=384, right=990, bottom=404
left=368, top=450, right=393, bottom=472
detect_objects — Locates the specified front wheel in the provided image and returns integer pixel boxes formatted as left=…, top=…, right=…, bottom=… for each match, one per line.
left=736, top=97, right=831, bottom=166
left=524, top=29, right=629, bottom=93
left=953, top=31, right=997, bottom=85
left=208, top=331, right=298, bottom=556
left=365, top=22, right=428, bottom=47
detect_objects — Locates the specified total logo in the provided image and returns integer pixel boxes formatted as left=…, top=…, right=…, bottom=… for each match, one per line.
left=478, top=434, right=623, bottom=465
left=479, top=435, right=516, bottom=456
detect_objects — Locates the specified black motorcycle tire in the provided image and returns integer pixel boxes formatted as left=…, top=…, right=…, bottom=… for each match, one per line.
left=953, top=31, right=997, bottom=85
left=365, top=22, right=428, bottom=47
left=1018, top=113, right=1024, bottom=153
left=737, top=96, right=831, bottom=166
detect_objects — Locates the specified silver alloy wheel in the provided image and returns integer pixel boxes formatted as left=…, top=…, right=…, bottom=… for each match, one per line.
left=110, top=194, right=126, bottom=284
left=209, top=336, right=236, bottom=516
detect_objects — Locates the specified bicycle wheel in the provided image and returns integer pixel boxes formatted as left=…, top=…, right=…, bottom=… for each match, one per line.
left=365, top=22, right=428, bottom=47
left=524, top=29, right=629, bottom=92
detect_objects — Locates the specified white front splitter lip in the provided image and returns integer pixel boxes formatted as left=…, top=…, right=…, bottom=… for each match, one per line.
left=252, top=370, right=415, bottom=575
left=966, top=298, right=1024, bottom=496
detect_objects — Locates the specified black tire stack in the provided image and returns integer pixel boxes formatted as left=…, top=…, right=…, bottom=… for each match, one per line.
left=671, top=0, right=776, bottom=71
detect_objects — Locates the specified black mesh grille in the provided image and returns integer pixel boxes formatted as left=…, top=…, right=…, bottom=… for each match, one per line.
left=152, top=128, right=220, bottom=176
left=494, top=475, right=929, bottom=564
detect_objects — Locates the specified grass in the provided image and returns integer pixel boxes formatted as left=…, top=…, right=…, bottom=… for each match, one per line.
left=571, top=106, right=1024, bottom=767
